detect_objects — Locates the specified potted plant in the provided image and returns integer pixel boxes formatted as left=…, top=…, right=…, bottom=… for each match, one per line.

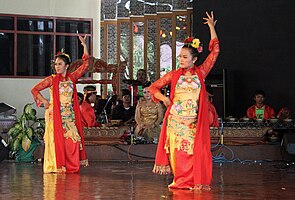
left=7, top=103, right=45, bottom=162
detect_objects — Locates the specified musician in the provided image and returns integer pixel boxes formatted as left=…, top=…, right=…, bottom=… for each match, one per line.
left=247, top=90, right=275, bottom=119
left=112, top=89, right=135, bottom=124
left=80, top=85, right=101, bottom=127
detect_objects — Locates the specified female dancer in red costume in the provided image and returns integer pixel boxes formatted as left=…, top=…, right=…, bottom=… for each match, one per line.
left=31, top=35, right=89, bottom=173
left=149, top=11, right=220, bottom=190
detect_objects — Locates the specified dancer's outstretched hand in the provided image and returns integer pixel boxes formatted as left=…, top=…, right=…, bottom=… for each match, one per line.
left=78, top=35, right=87, bottom=47
left=203, top=11, right=217, bottom=28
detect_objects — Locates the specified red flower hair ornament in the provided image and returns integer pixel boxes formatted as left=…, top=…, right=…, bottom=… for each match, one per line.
left=184, top=37, right=203, bottom=53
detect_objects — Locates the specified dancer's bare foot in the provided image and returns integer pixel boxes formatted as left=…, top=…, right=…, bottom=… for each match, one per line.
left=194, top=184, right=202, bottom=190
left=202, top=185, right=211, bottom=191
left=193, top=184, right=211, bottom=191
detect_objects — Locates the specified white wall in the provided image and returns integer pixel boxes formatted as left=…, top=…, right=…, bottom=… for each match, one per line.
left=0, top=0, right=101, bottom=118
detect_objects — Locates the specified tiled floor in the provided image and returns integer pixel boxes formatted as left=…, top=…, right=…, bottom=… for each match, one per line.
left=1, top=160, right=295, bottom=200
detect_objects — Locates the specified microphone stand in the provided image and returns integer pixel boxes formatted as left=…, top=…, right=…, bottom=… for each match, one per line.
left=99, top=95, right=112, bottom=124
left=130, top=85, right=134, bottom=106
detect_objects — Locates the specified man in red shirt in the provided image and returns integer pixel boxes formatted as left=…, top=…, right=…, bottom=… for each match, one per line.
left=80, top=85, right=101, bottom=127
left=247, top=90, right=275, bottom=119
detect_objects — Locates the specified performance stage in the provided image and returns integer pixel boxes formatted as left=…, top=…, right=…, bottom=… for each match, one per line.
left=2, top=121, right=295, bottom=162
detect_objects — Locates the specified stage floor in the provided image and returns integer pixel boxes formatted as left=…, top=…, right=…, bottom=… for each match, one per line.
left=31, top=142, right=286, bottom=162
left=1, top=161, right=295, bottom=199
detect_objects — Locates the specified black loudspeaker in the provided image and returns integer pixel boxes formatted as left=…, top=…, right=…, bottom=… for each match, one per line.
left=210, top=86, right=225, bottom=118
left=206, top=69, right=227, bottom=118
left=0, top=136, right=9, bottom=162
left=282, top=133, right=295, bottom=155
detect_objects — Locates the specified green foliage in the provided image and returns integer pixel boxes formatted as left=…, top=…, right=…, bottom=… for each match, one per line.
left=7, top=103, right=45, bottom=152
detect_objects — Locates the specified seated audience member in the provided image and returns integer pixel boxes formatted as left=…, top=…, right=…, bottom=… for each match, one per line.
left=206, top=85, right=219, bottom=127
left=112, top=89, right=135, bottom=124
left=80, top=85, right=101, bottom=127
left=247, top=90, right=275, bottom=119
left=77, top=92, right=84, bottom=105
left=135, top=81, right=164, bottom=143
left=277, top=107, right=292, bottom=120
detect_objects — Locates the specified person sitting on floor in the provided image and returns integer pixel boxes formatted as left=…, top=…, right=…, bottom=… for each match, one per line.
left=247, top=89, right=275, bottom=119
left=80, top=85, right=101, bottom=127
left=112, top=89, right=136, bottom=124
left=134, top=81, right=164, bottom=143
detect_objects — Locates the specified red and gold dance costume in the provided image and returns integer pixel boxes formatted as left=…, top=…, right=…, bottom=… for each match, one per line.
left=247, top=105, right=275, bottom=119
left=149, top=38, right=219, bottom=189
left=31, top=54, right=89, bottom=173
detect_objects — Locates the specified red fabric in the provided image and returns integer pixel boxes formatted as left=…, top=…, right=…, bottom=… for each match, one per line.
left=52, top=74, right=87, bottom=169
left=193, top=68, right=212, bottom=185
left=247, top=105, right=275, bottom=119
left=70, top=73, right=87, bottom=161
left=208, top=102, right=219, bottom=127
left=52, top=74, right=66, bottom=169
left=64, top=138, right=80, bottom=173
left=54, top=173, right=81, bottom=199
left=80, top=101, right=101, bottom=127
left=31, top=76, right=54, bottom=107
left=170, top=188, right=212, bottom=200
left=169, top=150, right=194, bottom=189
left=149, top=38, right=219, bottom=186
